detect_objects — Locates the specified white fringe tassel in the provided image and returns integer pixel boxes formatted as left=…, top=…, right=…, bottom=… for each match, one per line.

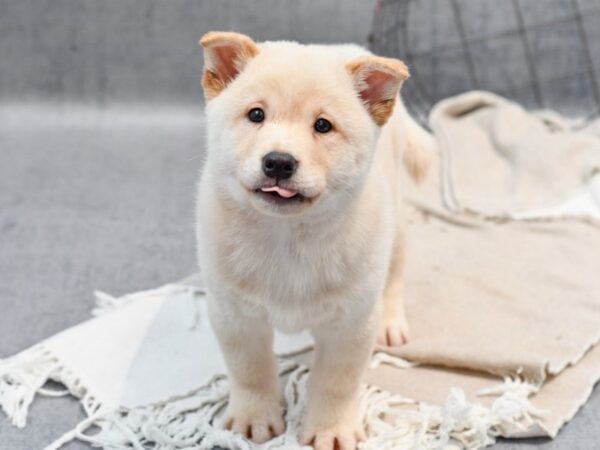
left=1, top=342, right=542, bottom=450
left=0, top=346, right=62, bottom=428
left=360, top=377, right=544, bottom=450
left=369, top=352, right=417, bottom=370
left=0, top=345, right=104, bottom=429
left=26, top=361, right=538, bottom=450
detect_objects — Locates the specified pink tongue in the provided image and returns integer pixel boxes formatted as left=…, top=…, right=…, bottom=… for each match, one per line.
left=261, top=186, right=298, bottom=198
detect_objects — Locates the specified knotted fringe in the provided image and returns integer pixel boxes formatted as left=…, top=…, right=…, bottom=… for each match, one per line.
left=15, top=355, right=539, bottom=450
left=361, top=376, right=544, bottom=450
left=45, top=361, right=305, bottom=450
left=0, top=345, right=103, bottom=429
left=369, top=351, right=417, bottom=370
left=0, top=346, right=61, bottom=428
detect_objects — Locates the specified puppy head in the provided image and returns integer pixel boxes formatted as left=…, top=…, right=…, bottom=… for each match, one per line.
left=200, top=31, right=408, bottom=218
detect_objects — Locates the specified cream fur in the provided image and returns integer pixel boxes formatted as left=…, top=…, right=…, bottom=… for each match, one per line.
left=196, top=32, right=432, bottom=450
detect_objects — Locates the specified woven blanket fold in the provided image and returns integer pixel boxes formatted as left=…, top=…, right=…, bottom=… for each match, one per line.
left=429, top=91, right=600, bottom=220
left=394, top=208, right=600, bottom=383
left=1, top=91, right=600, bottom=449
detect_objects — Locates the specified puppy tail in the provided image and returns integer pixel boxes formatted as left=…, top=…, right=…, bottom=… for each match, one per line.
left=395, top=101, right=435, bottom=184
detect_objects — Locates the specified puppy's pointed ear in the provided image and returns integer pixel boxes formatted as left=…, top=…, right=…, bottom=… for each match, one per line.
left=199, top=31, right=259, bottom=100
left=346, top=56, right=409, bottom=126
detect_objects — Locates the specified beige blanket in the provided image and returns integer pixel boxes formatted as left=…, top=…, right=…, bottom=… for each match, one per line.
left=362, top=91, right=600, bottom=442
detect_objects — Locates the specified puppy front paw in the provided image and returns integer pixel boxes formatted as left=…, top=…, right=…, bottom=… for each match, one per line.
left=377, top=311, right=410, bottom=347
left=300, top=420, right=365, bottom=450
left=223, top=391, right=285, bottom=443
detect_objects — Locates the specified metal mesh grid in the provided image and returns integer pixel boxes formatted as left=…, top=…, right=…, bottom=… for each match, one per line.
left=370, top=0, right=600, bottom=125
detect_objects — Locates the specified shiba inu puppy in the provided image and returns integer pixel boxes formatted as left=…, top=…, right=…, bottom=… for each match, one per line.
left=196, top=31, right=432, bottom=450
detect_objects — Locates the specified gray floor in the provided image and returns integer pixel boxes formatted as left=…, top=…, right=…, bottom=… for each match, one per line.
left=1, top=108, right=599, bottom=449
left=0, top=107, right=203, bottom=449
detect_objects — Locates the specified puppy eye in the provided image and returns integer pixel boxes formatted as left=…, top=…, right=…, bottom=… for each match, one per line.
left=314, top=118, right=332, bottom=133
left=248, top=107, right=265, bottom=123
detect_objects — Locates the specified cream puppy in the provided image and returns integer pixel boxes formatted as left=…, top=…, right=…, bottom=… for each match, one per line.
left=196, top=32, right=431, bottom=450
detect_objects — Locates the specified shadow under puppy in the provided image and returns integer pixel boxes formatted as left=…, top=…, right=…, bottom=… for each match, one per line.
left=196, top=31, right=432, bottom=450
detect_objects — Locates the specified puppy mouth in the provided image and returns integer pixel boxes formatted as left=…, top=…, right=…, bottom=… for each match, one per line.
left=254, top=184, right=306, bottom=204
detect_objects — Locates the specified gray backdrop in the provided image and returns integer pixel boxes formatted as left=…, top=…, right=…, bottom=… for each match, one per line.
left=371, top=0, right=600, bottom=122
left=0, top=1, right=598, bottom=449
left=0, top=0, right=376, bottom=105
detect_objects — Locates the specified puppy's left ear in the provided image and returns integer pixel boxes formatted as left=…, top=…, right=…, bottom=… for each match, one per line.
left=346, top=56, right=409, bottom=126
left=199, top=31, right=259, bottom=100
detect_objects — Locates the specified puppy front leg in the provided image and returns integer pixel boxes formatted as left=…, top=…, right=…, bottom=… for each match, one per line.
left=301, top=310, right=378, bottom=450
left=207, top=298, right=284, bottom=443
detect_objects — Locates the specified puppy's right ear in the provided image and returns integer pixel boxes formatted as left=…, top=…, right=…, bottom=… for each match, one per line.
left=199, top=31, right=259, bottom=100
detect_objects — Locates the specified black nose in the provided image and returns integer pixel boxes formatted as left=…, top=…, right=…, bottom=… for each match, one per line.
left=262, top=151, right=298, bottom=179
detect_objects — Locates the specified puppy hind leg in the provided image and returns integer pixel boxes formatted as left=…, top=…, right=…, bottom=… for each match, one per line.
left=377, top=230, right=410, bottom=347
